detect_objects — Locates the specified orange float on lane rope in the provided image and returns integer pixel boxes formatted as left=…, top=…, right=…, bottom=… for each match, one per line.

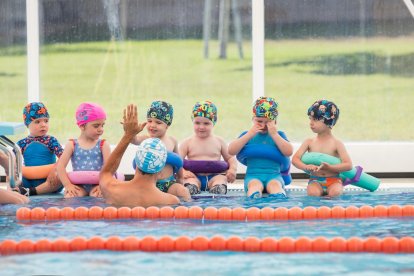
left=188, top=206, right=203, bottom=219
left=31, top=207, right=46, bottom=221
left=174, top=206, right=189, bottom=219
left=217, top=207, right=232, bottom=220
left=74, top=206, right=89, bottom=220
left=70, top=237, right=88, bottom=251
left=209, top=236, right=226, bottom=251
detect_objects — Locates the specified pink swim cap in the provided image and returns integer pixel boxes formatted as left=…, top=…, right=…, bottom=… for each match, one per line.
left=75, top=102, right=107, bottom=126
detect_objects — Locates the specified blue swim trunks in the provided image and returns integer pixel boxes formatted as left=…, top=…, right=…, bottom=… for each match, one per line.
left=196, top=174, right=219, bottom=191
left=244, top=173, right=285, bottom=193
left=156, top=175, right=176, bottom=193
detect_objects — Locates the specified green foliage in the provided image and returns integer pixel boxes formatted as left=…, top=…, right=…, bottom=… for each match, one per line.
left=0, top=38, right=413, bottom=143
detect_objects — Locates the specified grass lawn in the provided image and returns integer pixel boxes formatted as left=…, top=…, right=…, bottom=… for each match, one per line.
left=1, top=37, right=413, bottom=144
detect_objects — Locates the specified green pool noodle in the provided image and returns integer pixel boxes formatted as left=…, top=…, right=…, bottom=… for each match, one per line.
left=301, top=152, right=380, bottom=192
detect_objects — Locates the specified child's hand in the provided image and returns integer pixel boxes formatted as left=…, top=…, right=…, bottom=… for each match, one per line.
left=64, top=184, right=83, bottom=197
left=226, top=169, right=236, bottom=183
left=318, top=162, right=334, bottom=172
left=304, top=164, right=319, bottom=172
left=90, top=186, right=102, bottom=198
left=266, top=121, right=278, bottom=136
left=246, top=123, right=264, bottom=136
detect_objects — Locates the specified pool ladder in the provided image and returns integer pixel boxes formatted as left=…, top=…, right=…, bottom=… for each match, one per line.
left=0, top=122, right=25, bottom=189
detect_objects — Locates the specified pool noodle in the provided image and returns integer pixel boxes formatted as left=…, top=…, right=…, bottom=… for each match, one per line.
left=301, top=152, right=380, bottom=192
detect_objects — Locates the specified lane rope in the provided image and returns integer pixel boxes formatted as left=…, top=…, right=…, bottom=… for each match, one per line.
left=16, top=205, right=414, bottom=221
left=0, top=236, right=413, bottom=255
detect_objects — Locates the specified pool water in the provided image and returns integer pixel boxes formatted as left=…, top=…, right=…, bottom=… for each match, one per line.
left=0, top=189, right=413, bottom=275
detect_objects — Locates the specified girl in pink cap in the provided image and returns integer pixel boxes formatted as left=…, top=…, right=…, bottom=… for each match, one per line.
left=57, top=102, right=111, bottom=198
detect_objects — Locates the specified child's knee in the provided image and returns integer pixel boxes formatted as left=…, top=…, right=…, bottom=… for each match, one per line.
left=307, top=183, right=323, bottom=197
left=328, top=183, right=343, bottom=197
left=248, top=180, right=263, bottom=191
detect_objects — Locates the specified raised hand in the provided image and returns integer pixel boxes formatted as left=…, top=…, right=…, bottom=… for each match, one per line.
left=122, top=104, right=147, bottom=136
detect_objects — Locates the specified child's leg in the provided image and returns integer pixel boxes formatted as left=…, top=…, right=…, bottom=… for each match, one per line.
left=246, top=179, right=264, bottom=198
left=266, top=180, right=286, bottom=196
left=167, top=183, right=191, bottom=201
left=183, top=177, right=201, bottom=195
left=207, top=174, right=227, bottom=194
left=327, top=182, right=343, bottom=197
left=33, top=178, right=62, bottom=195
left=307, top=182, right=324, bottom=197
left=0, top=189, right=29, bottom=204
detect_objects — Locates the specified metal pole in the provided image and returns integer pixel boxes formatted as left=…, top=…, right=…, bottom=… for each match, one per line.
left=232, top=0, right=244, bottom=59
left=218, top=0, right=230, bottom=59
left=203, top=0, right=212, bottom=58
left=26, top=0, right=40, bottom=103
left=252, top=0, right=264, bottom=101
left=403, top=0, right=414, bottom=18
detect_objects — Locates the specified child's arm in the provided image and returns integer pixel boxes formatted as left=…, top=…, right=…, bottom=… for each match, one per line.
left=56, top=141, right=83, bottom=197
left=178, top=138, right=189, bottom=159
left=178, top=138, right=197, bottom=180
left=220, top=137, right=237, bottom=183
left=130, top=134, right=148, bottom=145
left=46, top=136, right=64, bottom=186
left=318, top=140, right=353, bottom=173
left=101, top=140, right=112, bottom=164
left=228, top=124, right=261, bottom=155
left=172, top=138, right=184, bottom=183
left=292, top=139, right=319, bottom=172
left=267, top=121, right=293, bottom=157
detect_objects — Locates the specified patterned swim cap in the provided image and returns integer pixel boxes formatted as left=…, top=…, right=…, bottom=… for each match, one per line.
left=307, top=99, right=340, bottom=128
left=252, top=96, right=278, bottom=120
left=23, top=102, right=50, bottom=127
left=147, top=101, right=173, bottom=126
left=191, top=101, right=217, bottom=125
left=134, top=138, right=167, bottom=174
left=75, top=102, right=107, bottom=126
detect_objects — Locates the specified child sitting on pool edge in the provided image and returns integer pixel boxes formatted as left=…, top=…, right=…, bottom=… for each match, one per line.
left=16, top=102, right=64, bottom=196
left=57, top=102, right=111, bottom=198
left=179, top=101, right=237, bottom=195
left=131, top=100, right=191, bottom=201
left=292, top=99, right=352, bottom=197
left=228, top=96, right=293, bottom=199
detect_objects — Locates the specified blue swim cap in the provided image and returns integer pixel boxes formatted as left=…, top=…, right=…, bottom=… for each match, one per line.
left=147, top=101, right=174, bottom=126
left=23, top=102, right=50, bottom=127
left=134, top=138, right=167, bottom=174
left=307, top=99, right=340, bottom=128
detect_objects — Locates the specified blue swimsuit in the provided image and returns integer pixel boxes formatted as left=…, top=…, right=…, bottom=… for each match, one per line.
left=17, top=135, right=63, bottom=188
left=71, top=139, right=104, bottom=194
left=241, top=131, right=288, bottom=192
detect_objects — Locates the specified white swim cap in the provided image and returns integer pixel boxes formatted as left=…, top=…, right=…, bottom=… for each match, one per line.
left=134, top=138, right=167, bottom=174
